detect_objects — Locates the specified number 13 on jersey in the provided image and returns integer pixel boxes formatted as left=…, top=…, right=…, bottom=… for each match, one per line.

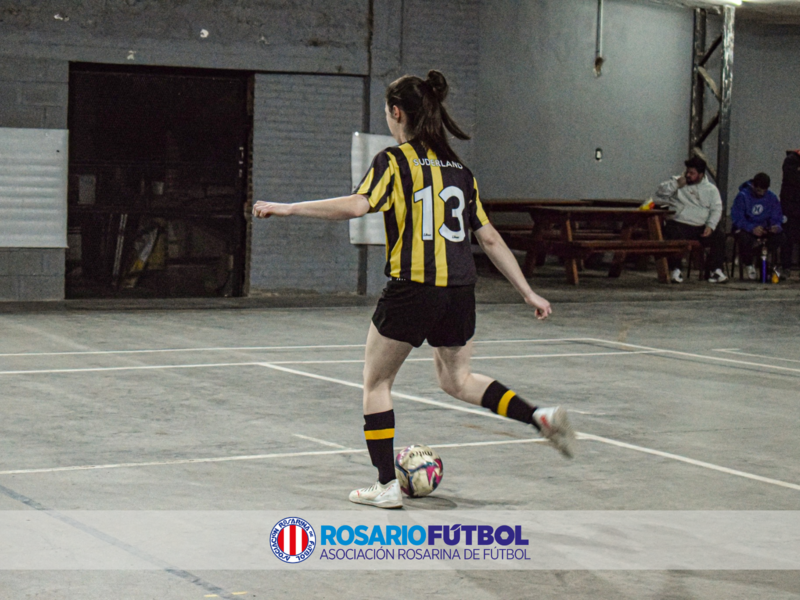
left=413, top=185, right=466, bottom=242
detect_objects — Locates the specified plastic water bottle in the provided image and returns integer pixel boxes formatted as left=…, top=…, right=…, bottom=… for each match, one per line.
left=761, top=244, right=768, bottom=283
left=638, top=197, right=655, bottom=211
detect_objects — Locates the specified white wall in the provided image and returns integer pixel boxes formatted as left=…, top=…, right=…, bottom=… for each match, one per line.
left=729, top=23, right=800, bottom=202
left=476, top=0, right=694, bottom=200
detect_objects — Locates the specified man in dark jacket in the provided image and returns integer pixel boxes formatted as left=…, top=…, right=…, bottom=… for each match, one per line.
left=780, top=149, right=800, bottom=277
left=731, top=172, right=786, bottom=280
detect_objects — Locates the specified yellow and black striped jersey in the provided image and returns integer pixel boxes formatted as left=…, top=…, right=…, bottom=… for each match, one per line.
left=355, top=141, right=490, bottom=287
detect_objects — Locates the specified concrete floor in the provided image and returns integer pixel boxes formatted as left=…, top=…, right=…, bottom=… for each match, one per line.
left=1, top=267, right=799, bottom=599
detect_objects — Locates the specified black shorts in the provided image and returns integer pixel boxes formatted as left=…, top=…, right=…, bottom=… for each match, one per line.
left=371, top=279, right=476, bottom=348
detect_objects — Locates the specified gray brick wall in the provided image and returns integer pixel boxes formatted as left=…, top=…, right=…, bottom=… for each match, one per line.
left=400, top=0, right=479, bottom=165
left=250, top=74, right=365, bottom=293
left=0, top=58, right=68, bottom=129
left=0, top=1, right=368, bottom=74
left=366, top=245, right=388, bottom=297
left=0, top=249, right=65, bottom=301
left=0, top=57, right=68, bottom=301
left=0, top=0, right=481, bottom=299
left=368, top=0, right=480, bottom=165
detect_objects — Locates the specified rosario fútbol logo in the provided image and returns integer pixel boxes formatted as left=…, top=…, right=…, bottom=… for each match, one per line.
left=270, top=517, right=316, bottom=564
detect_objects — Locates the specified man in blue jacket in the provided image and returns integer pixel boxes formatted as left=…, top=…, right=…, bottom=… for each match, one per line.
left=731, top=172, right=786, bottom=279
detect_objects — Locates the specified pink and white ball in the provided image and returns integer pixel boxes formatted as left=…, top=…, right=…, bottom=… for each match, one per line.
left=394, top=444, right=443, bottom=497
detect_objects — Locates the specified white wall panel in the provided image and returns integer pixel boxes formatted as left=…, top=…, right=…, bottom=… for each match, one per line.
left=476, top=0, right=693, bottom=200
left=0, top=128, right=67, bottom=248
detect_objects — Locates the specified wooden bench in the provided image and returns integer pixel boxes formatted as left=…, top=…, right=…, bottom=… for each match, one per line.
left=486, top=198, right=650, bottom=252
left=524, top=206, right=686, bottom=284
left=481, top=202, right=702, bottom=285
left=545, top=239, right=701, bottom=259
left=506, top=236, right=699, bottom=281
left=548, top=239, right=700, bottom=279
left=503, top=229, right=620, bottom=246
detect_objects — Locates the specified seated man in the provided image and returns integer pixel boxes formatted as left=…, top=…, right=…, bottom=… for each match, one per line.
left=656, top=156, right=727, bottom=283
left=731, top=172, right=786, bottom=280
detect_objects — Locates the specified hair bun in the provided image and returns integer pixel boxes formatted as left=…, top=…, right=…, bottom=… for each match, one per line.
left=425, top=70, right=448, bottom=103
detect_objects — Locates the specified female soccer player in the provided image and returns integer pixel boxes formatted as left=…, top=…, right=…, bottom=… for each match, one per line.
left=254, top=70, right=574, bottom=509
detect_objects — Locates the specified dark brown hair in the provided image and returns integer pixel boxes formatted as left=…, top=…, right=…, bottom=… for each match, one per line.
left=385, top=70, right=470, bottom=163
left=684, top=156, right=707, bottom=174
left=753, top=172, right=770, bottom=189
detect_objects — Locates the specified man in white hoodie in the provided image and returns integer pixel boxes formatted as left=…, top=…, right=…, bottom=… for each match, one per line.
left=656, top=156, right=727, bottom=283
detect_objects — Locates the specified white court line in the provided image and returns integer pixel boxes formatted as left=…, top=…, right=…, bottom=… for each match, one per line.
left=581, top=338, right=800, bottom=375
left=0, top=344, right=366, bottom=358
left=292, top=434, right=547, bottom=452
left=472, top=338, right=593, bottom=345
left=291, top=434, right=348, bottom=449
left=0, top=449, right=366, bottom=475
left=1, top=338, right=796, bottom=490
left=0, top=362, right=260, bottom=376
left=431, top=438, right=547, bottom=449
left=578, top=433, right=800, bottom=492
left=258, top=363, right=507, bottom=421
left=0, top=438, right=545, bottom=476
left=270, top=350, right=659, bottom=365
left=0, top=338, right=590, bottom=359
left=713, top=349, right=800, bottom=365
left=260, top=363, right=800, bottom=494
left=0, top=350, right=659, bottom=376
left=262, top=350, right=658, bottom=365
left=469, top=350, right=661, bottom=361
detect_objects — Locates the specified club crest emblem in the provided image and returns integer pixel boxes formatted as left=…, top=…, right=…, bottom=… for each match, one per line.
left=270, top=517, right=316, bottom=564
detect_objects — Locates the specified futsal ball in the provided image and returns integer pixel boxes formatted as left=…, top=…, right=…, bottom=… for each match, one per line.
left=394, top=444, right=443, bottom=498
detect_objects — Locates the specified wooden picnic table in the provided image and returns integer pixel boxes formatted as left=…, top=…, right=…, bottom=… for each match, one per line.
left=484, top=204, right=698, bottom=285
left=481, top=198, right=644, bottom=215
left=481, top=198, right=645, bottom=233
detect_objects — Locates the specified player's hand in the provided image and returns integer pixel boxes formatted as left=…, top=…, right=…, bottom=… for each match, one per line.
left=752, top=225, right=765, bottom=237
left=701, top=226, right=712, bottom=237
left=525, top=293, right=552, bottom=320
left=770, top=225, right=781, bottom=233
left=253, top=201, right=291, bottom=219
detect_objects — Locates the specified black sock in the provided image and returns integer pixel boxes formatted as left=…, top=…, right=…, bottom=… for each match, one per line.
left=364, top=410, right=396, bottom=484
left=481, top=381, right=541, bottom=430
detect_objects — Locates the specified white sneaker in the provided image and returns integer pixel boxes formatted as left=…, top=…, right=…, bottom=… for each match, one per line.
left=532, top=406, right=576, bottom=459
left=349, top=479, right=403, bottom=509
left=747, top=265, right=757, bottom=280
left=708, top=268, right=728, bottom=283
left=670, top=268, right=684, bottom=283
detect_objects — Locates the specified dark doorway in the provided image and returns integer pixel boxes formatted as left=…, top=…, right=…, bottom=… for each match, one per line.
left=66, top=64, right=251, bottom=298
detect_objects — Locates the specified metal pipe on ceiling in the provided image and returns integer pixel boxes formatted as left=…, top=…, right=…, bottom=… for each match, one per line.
left=595, top=0, right=604, bottom=76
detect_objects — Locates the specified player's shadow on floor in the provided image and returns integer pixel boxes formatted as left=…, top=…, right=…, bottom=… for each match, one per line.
left=403, top=495, right=526, bottom=510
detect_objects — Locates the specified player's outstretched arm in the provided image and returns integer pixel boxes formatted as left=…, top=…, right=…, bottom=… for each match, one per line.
left=473, top=223, right=551, bottom=320
left=253, top=194, right=371, bottom=221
